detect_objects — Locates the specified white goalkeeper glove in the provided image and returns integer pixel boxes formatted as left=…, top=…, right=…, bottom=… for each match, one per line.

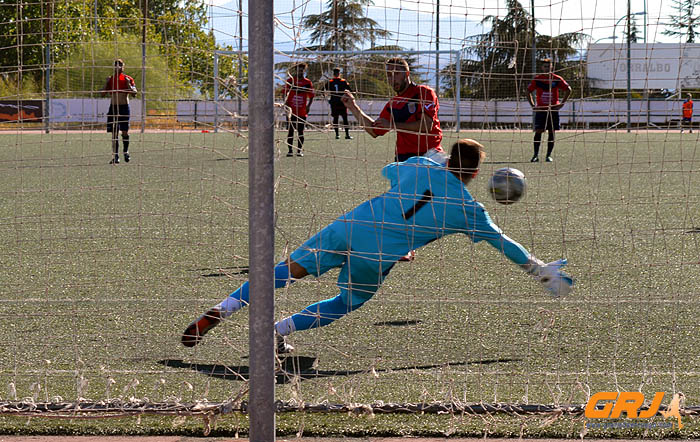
left=525, top=258, right=574, bottom=298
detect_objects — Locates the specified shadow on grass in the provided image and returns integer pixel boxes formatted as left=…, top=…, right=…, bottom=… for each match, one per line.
left=374, top=319, right=422, bottom=326
left=194, top=265, right=249, bottom=278
left=159, top=355, right=521, bottom=384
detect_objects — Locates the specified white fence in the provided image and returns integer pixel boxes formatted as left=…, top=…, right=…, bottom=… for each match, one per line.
left=42, top=98, right=689, bottom=128
left=177, top=99, right=688, bottom=128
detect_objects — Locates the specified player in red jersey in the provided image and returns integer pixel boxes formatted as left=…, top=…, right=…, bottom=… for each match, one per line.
left=681, top=93, right=693, bottom=133
left=341, top=57, right=444, bottom=162
left=526, top=59, right=571, bottom=162
left=283, top=63, right=314, bottom=157
left=325, top=67, right=353, bottom=139
left=101, top=59, right=137, bottom=164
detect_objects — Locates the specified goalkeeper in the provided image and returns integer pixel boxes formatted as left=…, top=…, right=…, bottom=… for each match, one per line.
left=182, top=139, right=574, bottom=352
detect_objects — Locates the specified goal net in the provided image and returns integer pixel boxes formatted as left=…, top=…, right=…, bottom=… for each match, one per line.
left=1, top=0, right=699, bottom=436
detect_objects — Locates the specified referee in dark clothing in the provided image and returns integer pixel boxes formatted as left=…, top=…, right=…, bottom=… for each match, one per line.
left=325, top=68, right=353, bottom=139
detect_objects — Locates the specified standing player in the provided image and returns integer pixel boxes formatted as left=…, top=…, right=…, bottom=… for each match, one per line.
left=325, top=68, right=353, bottom=140
left=526, top=58, right=571, bottom=163
left=682, top=93, right=693, bottom=133
left=283, top=63, right=314, bottom=157
left=101, top=59, right=137, bottom=164
left=181, top=139, right=574, bottom=353
left=342, top=57, right=444, bottom=162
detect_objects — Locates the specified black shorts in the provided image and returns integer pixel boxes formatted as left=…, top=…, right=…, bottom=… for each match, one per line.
left=395, top=152, right=420, bottom=162
left=534, top=110, right=560, bottom=131
left=683, top=117, right=692, bottom=123
left=330, top=105, right=347, bottom=118
left=107, top=104, right=130, bottom=132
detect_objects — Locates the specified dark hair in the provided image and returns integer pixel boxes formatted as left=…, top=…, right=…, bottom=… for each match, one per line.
left=295, top=62, right=308, bottom=71
left=114, top=59, right=124, bottom=67
left=447, top=139, right=485, bottom=183
left=333, top=67, right=340, bottom=74
left=385, top=57, right=409, bottom=71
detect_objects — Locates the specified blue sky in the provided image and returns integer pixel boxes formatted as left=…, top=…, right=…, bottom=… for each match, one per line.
left=204, top=0, right=684, bottom=85
left=207, top=0, right=681, bottom=51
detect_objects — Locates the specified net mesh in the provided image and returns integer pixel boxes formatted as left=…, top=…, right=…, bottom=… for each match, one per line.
left=0, top=0, right=699, bottom=435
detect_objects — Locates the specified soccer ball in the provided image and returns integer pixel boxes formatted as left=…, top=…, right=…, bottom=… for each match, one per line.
left=487, top=167, right=526, bottom=204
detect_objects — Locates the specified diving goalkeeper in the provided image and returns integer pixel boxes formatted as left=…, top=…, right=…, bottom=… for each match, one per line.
left=182, top=139, right=574, bottom=353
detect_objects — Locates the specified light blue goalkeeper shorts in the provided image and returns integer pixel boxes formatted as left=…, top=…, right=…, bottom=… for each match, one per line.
left=289, top=224, right=393, bottom=306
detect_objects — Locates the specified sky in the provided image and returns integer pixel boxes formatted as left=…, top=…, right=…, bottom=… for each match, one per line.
left=204, top=0, right=686, bottom=85
left=206, top=0, right=683, bottom=51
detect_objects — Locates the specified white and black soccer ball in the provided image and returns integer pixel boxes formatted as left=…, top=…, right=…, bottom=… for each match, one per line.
left=487, top=167, right=526, bottom=205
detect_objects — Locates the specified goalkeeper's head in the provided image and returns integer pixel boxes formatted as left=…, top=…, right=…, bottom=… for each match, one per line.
left=447, top=139, right=485, bottom=185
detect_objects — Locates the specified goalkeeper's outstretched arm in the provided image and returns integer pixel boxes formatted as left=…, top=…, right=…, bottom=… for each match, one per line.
left=483, top=234, right=574, bottom=298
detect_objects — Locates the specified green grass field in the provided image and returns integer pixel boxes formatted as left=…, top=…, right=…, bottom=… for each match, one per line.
left=1, top=128, right=699, bottom=437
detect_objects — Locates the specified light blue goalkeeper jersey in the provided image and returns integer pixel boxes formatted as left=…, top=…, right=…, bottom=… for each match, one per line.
left=328, top=156, right=530, bottom=266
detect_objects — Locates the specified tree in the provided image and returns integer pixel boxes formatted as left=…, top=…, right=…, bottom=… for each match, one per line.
left=51, top=34, right=190, bottom=107
left=301, top=0, right=391, bottom=51
left=0, top=0, right=243, bottom=99
left=663, top=0, right=700, bottom=43
left=627, top=15, right=641, bottom=43
left=276, top=0, right=396, bottom=98
left=440, top=0, right=585, bottom=99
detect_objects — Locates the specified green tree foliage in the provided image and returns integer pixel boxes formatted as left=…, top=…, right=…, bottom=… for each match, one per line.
left=301, top=0, right=391, bottom=51
left=440, top=0, right=585, bottom=99
left=627, top=15, right=641, bottom=43
left=277, top=0, right=398, bottom=99
left=51, top=34, right=188, bottom=107
left=0, top=0, right=244, bottom=99
left=663, top=0, right=700, bottom=43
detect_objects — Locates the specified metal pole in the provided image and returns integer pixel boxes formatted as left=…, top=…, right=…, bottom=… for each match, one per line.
left=141, top=0, right=147, bottom=134
left=435, top=0, right=439, bottom=95
left=248, top=0, right=275, bottom=440
left=531, top=0, right=536, bottom=75
left=627, top=0, right=631, bottom=132
left=44, top=0, right=53, bottom=134
left=44, top=44, right=50, bottom=134
left=531, top=0, right=536, bottom=130
left=456, top=51, right=461, bottom=132
left=643, top=0, right=647, bottom=43
left=238, top=0, right=243, bottom=132
left=214, top=52, right=219, bottom=132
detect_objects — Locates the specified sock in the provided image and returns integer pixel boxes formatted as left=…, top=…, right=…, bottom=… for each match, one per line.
left=287, top=132, right=294, bottom=152
left=546, top=132, right=554, bottom=157
left=215, top=261, right=293, bottom=318
left=112, top=139, right=119, bottom=155
left=275, top=316, right=296, bottom=336
left=533, top=133, right=542, bottom=156
left=122, top=134, right=129, bottom=153
left=335, top=128, right=339, bottom=137
left=297, top=137, right=304, bottom=151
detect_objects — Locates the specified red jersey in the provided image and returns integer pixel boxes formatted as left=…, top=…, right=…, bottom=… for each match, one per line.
left=373, top=83, right=443, bottom=156
left=284, top=76, right=314, bottom=118
left=683, top=99, right=693, bottom=118
left=527, top=73, right=569, bottom=107
left=106, top=73, right=136, bottom=92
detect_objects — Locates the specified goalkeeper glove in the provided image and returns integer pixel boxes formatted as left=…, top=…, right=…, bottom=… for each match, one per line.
left=527, top=258, right=574, bottom=298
